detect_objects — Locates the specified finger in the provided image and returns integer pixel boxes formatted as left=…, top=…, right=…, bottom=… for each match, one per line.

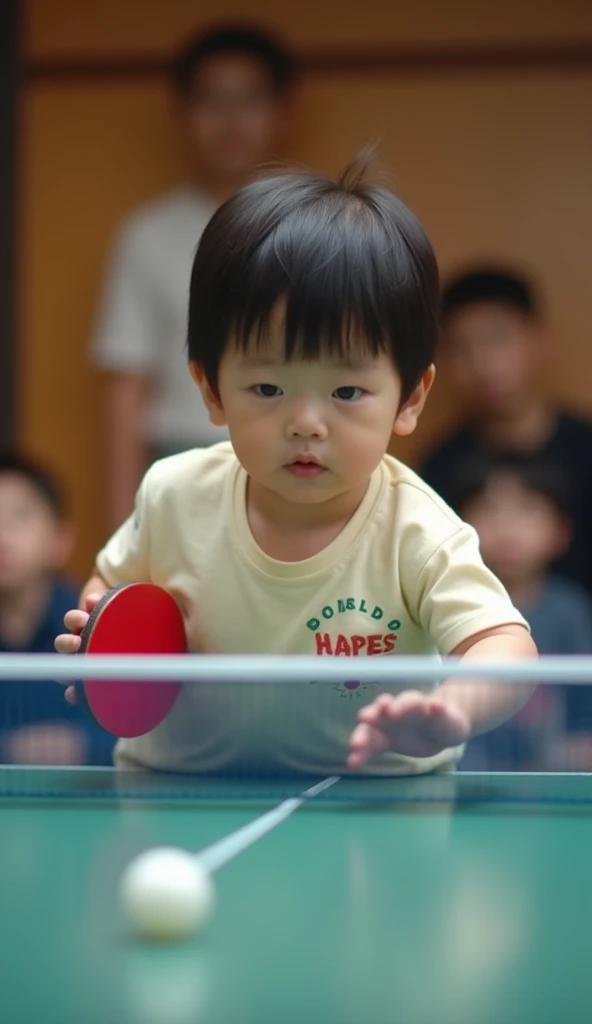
left=55, top=633, right=82, bottom=654
left=65, top=686, right=77, bottom=705
left=64, top=609, right=89, bottom=635
left=348, top=722, right=390, bottom=768
left=380, top=690, right=433, bottom=724
left=357, top=693, right=395, bottom=725
left=423, top=696, right=447, bottom=719
left=358, top=690, right=426, bottom=727
left=85, top=592, right=103, bottom=613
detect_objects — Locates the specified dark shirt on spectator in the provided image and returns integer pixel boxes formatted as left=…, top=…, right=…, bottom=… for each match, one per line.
left=0, top=579, right=114, bottom=765
left=421, top=412, right=592, bottom=596
left=461, top=575, right=592, bottom=769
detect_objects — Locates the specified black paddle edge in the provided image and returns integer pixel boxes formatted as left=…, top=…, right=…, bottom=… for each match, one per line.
left=75, top=583, right=134, bottom=724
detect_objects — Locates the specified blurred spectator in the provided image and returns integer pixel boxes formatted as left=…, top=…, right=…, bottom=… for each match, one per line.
left=91, top=24, right=296, bottom=530
left=451, top=450, right=592, bottom=770
left=421, top=268, right=592, bottom=596
left=0, top=453, right=113, bottom=765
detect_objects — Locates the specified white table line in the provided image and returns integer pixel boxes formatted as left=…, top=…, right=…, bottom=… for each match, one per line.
left=197, top=776, right=340, bottom=874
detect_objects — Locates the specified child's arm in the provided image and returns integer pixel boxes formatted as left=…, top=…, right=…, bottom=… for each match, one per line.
left=431, top=624, right=537, bottom=736
left=348, top=624, right=537, bottom=768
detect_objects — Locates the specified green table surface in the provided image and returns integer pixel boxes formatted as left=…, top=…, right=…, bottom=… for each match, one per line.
left=1, top=768, right=592, bottom=1024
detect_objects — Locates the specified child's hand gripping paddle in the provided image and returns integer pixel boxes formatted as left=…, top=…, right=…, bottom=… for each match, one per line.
left=76, top=583, right=186, bottom=737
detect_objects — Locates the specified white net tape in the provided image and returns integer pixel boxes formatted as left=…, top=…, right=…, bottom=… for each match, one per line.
left=0, top=653, right=591, bottom=683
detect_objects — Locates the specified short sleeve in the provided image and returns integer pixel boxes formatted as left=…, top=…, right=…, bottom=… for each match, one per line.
left=90, top=218, right=163, bottom=373
left=96, top=472, right=152, bottom=585
left=410, top=524, right=528, bottom=654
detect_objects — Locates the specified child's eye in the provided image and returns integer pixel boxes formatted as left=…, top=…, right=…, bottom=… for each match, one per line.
left=332, top=386, right=364, bottom=401
left=253, top=384, right=283, bottom=397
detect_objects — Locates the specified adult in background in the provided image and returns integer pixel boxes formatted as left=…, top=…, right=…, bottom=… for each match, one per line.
left=91, top=25, right=296, bottom=529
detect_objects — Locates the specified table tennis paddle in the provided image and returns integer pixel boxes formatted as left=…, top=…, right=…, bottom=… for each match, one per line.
left=76, top=582, right=186, bottom=737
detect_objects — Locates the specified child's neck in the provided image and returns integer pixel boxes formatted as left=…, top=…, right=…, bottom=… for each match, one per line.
left=503, top=572, right=546, bottom=611
left=478, top=397, right=556, bottom=452
left=0, top=577, right=52, bottom=648
left=246, top=479, right=370, bottom=561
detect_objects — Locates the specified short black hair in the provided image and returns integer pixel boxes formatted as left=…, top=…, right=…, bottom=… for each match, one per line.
left=441, top=268, right=538, bottom=322
left=450, top=451, right=572, bottom=519
left=0, top=451, right=66, bottom=519
left=187, top=156, right=440, bottom=404
left=171, top=24, right=295, bottom=94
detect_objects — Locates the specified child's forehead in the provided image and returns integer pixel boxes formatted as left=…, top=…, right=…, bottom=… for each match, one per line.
left=0, top=472, right=33, bottom=495
left=447, top=301, right=530, bottom=336
left=237, top=350, right=377, bottom=371
left=0, top=473, right=50, bottom=509
left=231, top=333, right=384, bottom=371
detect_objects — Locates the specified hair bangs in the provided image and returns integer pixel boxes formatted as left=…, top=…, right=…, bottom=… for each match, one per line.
left=187, top=160, right=440, bottom=401
left=230, top=204, right=400, bottom=367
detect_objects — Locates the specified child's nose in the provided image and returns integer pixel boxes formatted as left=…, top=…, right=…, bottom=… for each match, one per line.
left=286, top=403, right=328, bottom=440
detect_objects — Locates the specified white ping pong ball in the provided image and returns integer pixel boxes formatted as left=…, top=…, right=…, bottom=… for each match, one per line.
left=120, top=847, right=215, bottom=941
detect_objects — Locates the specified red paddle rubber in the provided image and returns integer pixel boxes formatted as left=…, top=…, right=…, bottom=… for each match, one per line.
left=75, top=583, right=186, bottom=737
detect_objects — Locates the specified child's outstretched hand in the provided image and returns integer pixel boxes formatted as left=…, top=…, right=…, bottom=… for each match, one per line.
left=54, top=592, right=104, bottom=704
left=348, top=690, right=471, bottom=769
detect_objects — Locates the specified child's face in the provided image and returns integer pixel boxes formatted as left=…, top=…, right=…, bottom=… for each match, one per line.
left=442, top=303, right=542, bottom=417
left=193, top=331, right=433, bottom=509
left=0, top=475, right=71, bottom=591
left=177, top=54, right=287, bottom=185
left=462, top=474, right=567, bottom=585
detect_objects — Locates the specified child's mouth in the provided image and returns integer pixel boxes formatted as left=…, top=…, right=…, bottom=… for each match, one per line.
left=285, top=461, right=326, bottom=478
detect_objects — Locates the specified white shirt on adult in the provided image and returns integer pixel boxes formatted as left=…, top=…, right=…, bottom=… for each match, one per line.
left=91, top=187, right=229, bottom=449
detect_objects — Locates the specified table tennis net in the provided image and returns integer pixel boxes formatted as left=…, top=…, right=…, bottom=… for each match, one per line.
left=0, top=655, right=591, bottom=799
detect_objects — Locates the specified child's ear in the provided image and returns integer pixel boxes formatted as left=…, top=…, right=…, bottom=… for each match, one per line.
left=189, top=362, right=227, bottom=427
left=393, top=365, right=436, bottom=437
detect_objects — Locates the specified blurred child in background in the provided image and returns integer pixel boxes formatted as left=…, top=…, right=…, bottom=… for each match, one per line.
left=453, top=451, right=592, bottom=769
left=421, top=268, right=592, bottom=598
left=0, top=453, right=113, bottom=765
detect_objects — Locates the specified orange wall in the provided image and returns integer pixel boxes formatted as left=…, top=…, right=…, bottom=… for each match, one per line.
left=24, top=0, right=592, bottom=52
left=21, top=0, right=592, bottom=575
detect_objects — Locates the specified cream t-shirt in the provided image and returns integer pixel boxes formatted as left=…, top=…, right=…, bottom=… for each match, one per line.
left=96, top=443, right=527, bottom=776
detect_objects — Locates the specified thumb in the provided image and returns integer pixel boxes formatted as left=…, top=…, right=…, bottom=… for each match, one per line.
left=84, top=592, right=104, bottom=615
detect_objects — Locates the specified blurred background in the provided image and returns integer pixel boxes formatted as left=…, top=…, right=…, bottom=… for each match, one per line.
left=1, top=0, right=592, bottom=767
left=6, top=0, right=591, bottom=574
